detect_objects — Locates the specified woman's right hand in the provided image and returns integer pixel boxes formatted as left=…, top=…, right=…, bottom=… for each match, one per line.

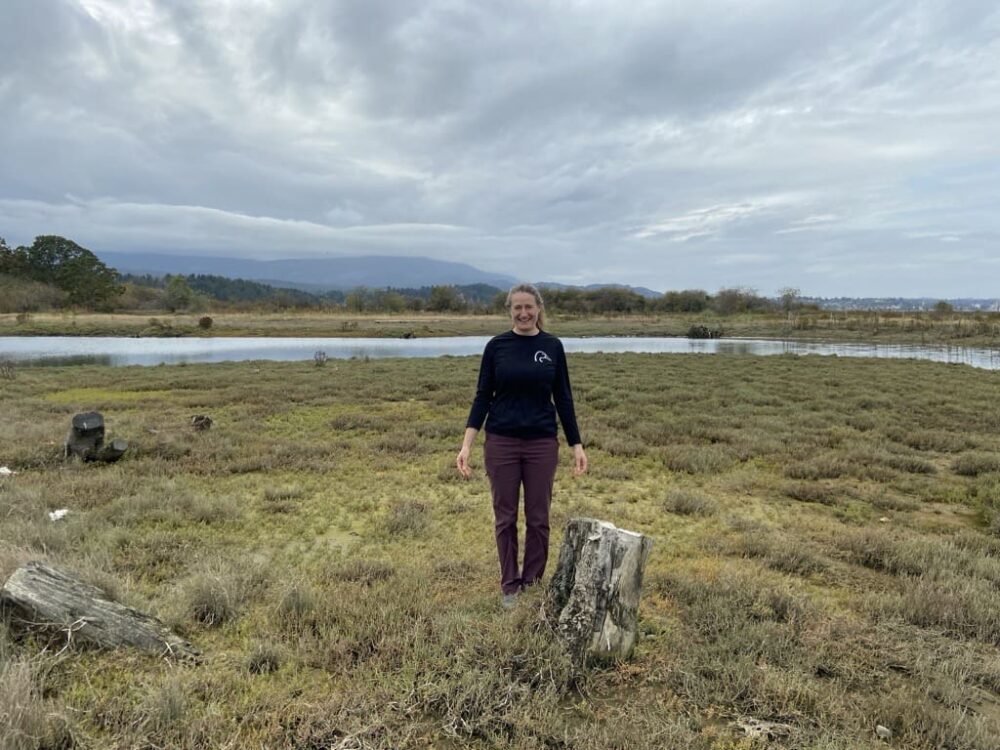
left=456, top=445, right=473, bottom=478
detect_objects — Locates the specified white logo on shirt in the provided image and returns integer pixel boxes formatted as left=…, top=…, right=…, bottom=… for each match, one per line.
left=534, top=351, right=552, bottom=364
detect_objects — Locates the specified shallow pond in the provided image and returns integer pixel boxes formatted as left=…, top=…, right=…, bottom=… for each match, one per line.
left=2, top=336, right=999, bottom=370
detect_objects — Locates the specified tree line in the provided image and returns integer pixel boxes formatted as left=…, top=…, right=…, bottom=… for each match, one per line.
left=2, top=234, right=807, bottom=315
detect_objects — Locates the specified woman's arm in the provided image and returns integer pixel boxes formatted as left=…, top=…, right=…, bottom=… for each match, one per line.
left=459, top=341, right=495, bottom=478
left=456, top=427, right=479, bottom=478
left=552, top=341, right=582, bottom=447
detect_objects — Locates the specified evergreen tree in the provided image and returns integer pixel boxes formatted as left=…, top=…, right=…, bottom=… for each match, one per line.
left=0, top=235, right=122, bottom=309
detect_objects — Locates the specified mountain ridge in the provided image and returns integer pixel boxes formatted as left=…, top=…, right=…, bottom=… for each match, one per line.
left=96, top=251, right=518, bottom=291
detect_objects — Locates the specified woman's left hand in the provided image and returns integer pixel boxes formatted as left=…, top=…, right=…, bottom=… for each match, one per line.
left=572, top=444, right=588, bottom=476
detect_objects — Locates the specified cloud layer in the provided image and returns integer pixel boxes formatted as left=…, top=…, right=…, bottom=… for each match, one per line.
left=2, top=0, right=998, bottom=295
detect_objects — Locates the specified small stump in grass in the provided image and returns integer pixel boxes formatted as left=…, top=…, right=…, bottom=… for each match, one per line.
left=545, top=517, right=652, bottom=664
left=64, top=412, right=128, bottom=463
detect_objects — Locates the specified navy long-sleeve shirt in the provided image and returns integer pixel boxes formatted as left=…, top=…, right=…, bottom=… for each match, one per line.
left=466, top=330, right=582, bottom=446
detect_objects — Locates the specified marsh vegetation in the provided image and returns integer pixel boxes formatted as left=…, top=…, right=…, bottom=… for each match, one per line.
left=4, top=308, right=1000, bottom=347
left=1, top=353, right=999, bottom=748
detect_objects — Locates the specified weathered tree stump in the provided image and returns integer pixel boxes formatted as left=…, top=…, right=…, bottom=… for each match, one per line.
left=65, top=411, right=105, bottom=459
left=1, top=562, right=198, bottom=659
left=97, top=438, right=129, bottom=462
left=64, top=412, right=128, bottom=462
left=546, top=518, right=652, bottom=664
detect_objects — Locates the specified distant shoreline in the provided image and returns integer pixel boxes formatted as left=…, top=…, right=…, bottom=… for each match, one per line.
left=1, top=310, right=999, bottom=347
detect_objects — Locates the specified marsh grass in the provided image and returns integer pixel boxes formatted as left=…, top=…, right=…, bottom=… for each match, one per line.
left=953, top=453, right=1000, bottom=477
left=731, top=532, right=829, bottom=575
left=245, top=642, right=284, bottom=675
left=2, top=353, right=1000, bottom=747
left=178, top=557, right=272, bottom=627
left=974, top=473, right=1000, bottom=533
left=0, top=624, right=72, bottom=750
left=139, top=673, right=188, bottom=734
left=662, top=489, right=717, bottom=516
left=381, top=499, right=430, bottom=536
left=782, top=480, right=842, bottom=505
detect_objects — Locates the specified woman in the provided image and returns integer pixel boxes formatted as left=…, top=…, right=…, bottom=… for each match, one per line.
left=457, top=283, right=587, bottom=609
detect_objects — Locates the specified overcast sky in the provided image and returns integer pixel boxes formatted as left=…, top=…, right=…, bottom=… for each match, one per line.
left=1, top=0, right=998, bottom=296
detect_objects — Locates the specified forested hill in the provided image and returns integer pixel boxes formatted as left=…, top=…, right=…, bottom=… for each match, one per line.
left=120, top=273, right=335, bottom=305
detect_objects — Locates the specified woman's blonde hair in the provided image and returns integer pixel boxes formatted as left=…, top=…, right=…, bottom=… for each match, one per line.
left=506, top=282, right=545, bottom=330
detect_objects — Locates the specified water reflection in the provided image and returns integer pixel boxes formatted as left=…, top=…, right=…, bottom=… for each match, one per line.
left=9, top=354, right=115, bottom=368
left=1, top=335, right=998, bottom=371
left=713, top=341, right=759, bottom=355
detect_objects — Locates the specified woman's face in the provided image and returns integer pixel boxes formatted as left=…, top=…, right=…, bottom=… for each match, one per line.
left=509, top=291, right=540, bottom=335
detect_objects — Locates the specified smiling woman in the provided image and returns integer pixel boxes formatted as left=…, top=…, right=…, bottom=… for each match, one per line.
left=456, top=283, right=588, bottom=609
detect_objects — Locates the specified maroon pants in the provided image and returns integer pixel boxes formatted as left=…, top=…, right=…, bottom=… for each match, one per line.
left=483, top=433, right=560, bottom=595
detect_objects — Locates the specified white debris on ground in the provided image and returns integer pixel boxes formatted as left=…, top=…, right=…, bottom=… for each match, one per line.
left=735, top=717, right=792, bottom=740
left=0, top=466, right=16, bottom=476
left=48, top=509, right=71, bottom=521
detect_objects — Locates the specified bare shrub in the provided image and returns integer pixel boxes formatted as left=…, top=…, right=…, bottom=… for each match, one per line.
left=839, top=530, right=923, bottom=576
left=180, top=558, right=271, bottom=627
left=662, top=489, right=717, bottom=516
left=898, top=429, right=968, bottom=453
left=874, top=682, right=1000, bottom=750
left=277, top=582, right=316, bottom=621
left=433, top=558, right=479, bottom=581
left=784, top=455, right=850, bottom=480
left=874, top=575, right=1000, bottom=644
left=330, top=559, right=395, bottom=585
left=659, top=567, right=812, bottom=630
left=782, top=481, right=840, bottom=505
left=140, top=675, right=187, bottom=734
left=595, top=434, right=647, bottom=458
left=732, top=534, right=827, bottom=576
left=0, top=654, right=71, bottom=750
left=974, top=473, right=1000, bottom=534
left=413, top=420, right=455, bottom=439
left=953, top=453, right=1000, bottom=477
left=246, top=642, right=284, bottom=675
left=660, top=445, right=736, bottom=475
left=382, top=500, right=429, bottom=536
left=883, top=453, right=936, bottom=475
left=328, top=413, right=391, bottom=431
left=373, top=434, right=427, bottom=456
left=262, top=484, right=304, bottom=514
left=868, top=492, right=920, bottom=512
left=588, top=462, right=635, bottom=481
left=840, top=530, right=1000, bottom=586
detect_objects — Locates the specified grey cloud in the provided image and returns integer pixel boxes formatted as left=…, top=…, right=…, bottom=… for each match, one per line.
left=1, top=0, right=998, bottom=296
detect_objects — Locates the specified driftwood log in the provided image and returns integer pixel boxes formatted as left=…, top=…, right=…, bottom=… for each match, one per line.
left=546, top=518, right=652, bottom=664
left=1, top=562, right=198, bottom=659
